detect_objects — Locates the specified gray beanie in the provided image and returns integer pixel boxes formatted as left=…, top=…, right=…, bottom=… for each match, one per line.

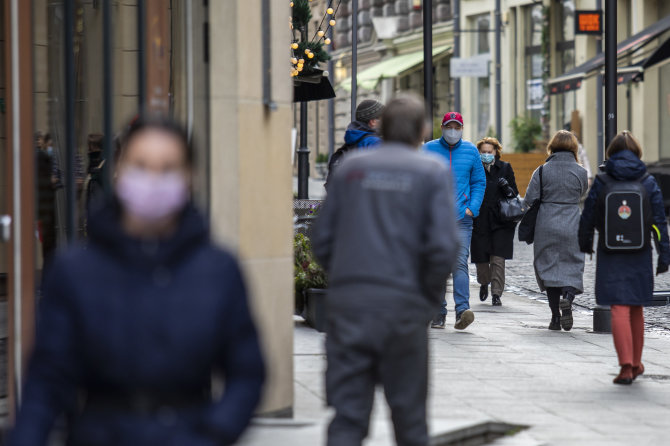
left=355, top=99, right=384, bottom=123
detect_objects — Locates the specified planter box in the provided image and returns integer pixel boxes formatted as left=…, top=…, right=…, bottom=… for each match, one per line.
left=304, top=288, right=327, bottom=332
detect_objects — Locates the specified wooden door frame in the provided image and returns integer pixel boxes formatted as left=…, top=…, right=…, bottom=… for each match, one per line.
left=4, top=0, right=36, bottom=420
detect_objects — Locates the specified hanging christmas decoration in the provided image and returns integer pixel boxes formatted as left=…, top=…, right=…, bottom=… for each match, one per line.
left=290, top=0, right=341, bottom=78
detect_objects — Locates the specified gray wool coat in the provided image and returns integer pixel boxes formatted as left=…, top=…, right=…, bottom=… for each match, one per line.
left=524, top=151, right=589, bottom=293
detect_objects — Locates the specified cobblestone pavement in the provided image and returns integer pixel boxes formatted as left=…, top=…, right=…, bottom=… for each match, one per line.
left=488, top=229, right=670, bottom=331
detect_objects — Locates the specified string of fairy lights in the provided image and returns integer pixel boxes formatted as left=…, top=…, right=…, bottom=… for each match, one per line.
left=290, top=0, right=341, bottom=77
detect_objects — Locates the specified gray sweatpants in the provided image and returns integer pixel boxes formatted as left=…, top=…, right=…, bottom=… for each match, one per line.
left=326, top=311, right=429, bottom=446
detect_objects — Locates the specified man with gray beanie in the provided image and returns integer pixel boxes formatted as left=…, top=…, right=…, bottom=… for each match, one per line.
left=325, top=99, right=384, bottom=188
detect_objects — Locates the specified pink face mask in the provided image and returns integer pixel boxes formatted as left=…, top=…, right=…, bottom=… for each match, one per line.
left=116, top=168, right=189, bottom=221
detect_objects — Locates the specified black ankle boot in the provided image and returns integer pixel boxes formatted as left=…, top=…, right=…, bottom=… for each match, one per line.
left=548, top=315, right=561, bottom=331
left=560, top=291, right=574, bottom=331
left=492, top=295, right=502, bottom=306
left=479, top=285, right=488, bottom=302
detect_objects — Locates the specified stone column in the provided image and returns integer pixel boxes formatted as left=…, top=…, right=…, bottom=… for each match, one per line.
left=208, top=0, right=294, bottom=416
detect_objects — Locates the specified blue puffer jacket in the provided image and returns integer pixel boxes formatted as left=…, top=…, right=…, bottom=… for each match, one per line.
left=10, top=202, right=265, bottom=446
left=423, top=137, right=486, bottom=220
left=579, top=150, right=670, bottom=306
left=344, top=121, right=382, bottom=149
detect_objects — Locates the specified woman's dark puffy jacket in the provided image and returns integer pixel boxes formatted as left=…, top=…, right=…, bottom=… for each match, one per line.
left=10, top=202, right=265, bottom=446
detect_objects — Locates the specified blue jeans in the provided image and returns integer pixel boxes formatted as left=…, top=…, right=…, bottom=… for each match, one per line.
left=439, top=216, right=472, bottom=316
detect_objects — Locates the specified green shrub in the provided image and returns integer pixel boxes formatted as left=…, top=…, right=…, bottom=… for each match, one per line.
left=509, top=116, right=542, bottom=153
left=294, top=233, right=327, bottom=293
left=315, top=153, right=329, bottom=163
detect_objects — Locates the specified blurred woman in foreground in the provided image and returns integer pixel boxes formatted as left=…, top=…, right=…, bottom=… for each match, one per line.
left=11, top=116, right=265, bottom=445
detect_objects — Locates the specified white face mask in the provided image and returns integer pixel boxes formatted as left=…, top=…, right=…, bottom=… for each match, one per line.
left=443, top=128, right=462, bottom=146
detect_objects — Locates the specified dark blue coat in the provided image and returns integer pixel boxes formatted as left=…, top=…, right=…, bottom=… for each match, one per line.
left=579, top=150, right=670, bottom=306
left=10, top=203, right=265, bottom=446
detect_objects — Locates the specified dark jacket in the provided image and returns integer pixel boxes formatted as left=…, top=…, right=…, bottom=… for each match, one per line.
left=10, top=203, right=265, bottom=446
left=313, top=143, right=459, bottom=320
left=85, top=151, right=106, bottom=214
left=36, top=149, right=57, bottom=264
left=471, top=159, right=518, bottom=263
left=579, top=150, right=670, bottom=306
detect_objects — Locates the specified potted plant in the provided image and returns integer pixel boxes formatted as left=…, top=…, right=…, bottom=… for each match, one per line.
left=315, top=153, right=329, bottom=179
left=509, top=115, right=543, bottom=153
left=294, top=232, right=328, bottom=332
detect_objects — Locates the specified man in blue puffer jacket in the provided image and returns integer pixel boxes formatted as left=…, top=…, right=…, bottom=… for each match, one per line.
left=424, top=111, right=486, bottom=330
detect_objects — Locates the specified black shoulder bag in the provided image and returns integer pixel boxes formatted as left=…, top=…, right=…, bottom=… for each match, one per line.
left=518, top=165, right=543, bottom=244
left=498, top=165, right=525, bottom=223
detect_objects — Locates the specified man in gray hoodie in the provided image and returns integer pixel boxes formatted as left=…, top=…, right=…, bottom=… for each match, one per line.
left=312, top=94, right=459, bottom=446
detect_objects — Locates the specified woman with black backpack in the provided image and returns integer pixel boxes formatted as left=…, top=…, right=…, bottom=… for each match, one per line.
left=579, top=131, right=670, bottom=385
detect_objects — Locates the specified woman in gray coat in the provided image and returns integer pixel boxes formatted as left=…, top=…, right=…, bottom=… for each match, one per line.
left=524, top=130, right=589, bottom=331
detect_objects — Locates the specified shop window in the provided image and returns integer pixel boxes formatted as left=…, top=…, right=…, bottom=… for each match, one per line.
left=525, top=4, right=543, bottom=122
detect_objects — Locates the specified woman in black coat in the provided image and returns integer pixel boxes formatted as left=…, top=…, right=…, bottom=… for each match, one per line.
left=10, top=117, right=265, bottom=445
left=579, top=131, right=670, bottom=385
left=471, top=137, right=518, bottom=306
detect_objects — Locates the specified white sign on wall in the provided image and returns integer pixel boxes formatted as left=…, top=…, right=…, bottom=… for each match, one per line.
left=449, top=56, right=490, bottom=78
left=527, top=79, right=544, bottom=110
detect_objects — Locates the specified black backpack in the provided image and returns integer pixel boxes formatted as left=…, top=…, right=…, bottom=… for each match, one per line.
left=324, top=134, right=373, bottom=189
left=595, top=172, right=653, bottom=252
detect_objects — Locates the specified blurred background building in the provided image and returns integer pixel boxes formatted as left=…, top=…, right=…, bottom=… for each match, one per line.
left=309, top=0, right=670, bottom=177
left=1, top=0, right=294, bottom=422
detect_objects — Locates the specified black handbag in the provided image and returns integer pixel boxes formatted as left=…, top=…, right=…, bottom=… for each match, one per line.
left=499, top=195, right=526, bottom=223
left=518, top=165, right=543, bottom=244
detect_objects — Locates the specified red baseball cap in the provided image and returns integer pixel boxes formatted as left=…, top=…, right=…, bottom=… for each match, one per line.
left=442, top=112, right=464, bottom=126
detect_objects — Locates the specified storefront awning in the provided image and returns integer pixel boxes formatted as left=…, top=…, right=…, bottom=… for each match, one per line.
left=549, top=13, right=670, bottom=94
left=608, top=36, right=670, bottom=84
left=339, top=45, right=451, bottom=92
left=584, top=36, right=670, bottom=87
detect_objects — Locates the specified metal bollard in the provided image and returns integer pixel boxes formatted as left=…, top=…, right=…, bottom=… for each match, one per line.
left=593, top=305, right=612, bottom=333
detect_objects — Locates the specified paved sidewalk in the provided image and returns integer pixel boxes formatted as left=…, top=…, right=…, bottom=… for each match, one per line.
left=241, top=285, right=670, bottom=445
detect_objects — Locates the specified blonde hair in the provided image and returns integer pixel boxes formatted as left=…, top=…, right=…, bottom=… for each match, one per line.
left=546, top=130, right=578, bottom=161
left=476, top=137, right=503, bottom=159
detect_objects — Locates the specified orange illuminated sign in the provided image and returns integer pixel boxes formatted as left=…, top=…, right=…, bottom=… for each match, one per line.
left=575, top=10, right=603, bottom=35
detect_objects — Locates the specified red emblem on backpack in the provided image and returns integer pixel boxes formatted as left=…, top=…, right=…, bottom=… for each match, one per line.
left=618, top=200, right=631, bottom=220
